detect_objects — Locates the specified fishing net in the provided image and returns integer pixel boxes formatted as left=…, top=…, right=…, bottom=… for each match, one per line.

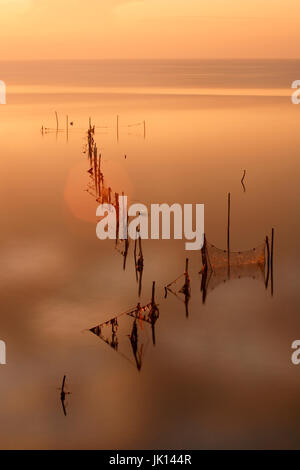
left=164, top=262, right=191, bottom=317
left=164, top=273, right=191, bottom=300
left=89, top=312, right=150, bottom=371
left=200, top=238, right=267, bottom=301
left=89, top=296, right=159, bottom=370
left=203, top=241, right=265, bottom=271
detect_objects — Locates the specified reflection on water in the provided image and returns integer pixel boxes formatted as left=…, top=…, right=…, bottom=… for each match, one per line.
left=164, top=258, right=191, bottom=318
left=134, top=231, right=144, bottom=297
left=0, top=60, right=300, bottom=449
left=59, top=375, right=71, bottom=417
left=89, top=282, right=159, bottom=371
left=200, top=234, right=272, bottom=304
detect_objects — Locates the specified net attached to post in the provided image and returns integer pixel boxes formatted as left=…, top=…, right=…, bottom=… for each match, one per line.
left=200, top=237, right=267, bottom=302
left=89, top=285, right=159, bottom=370
left=89, top=310, right=149, bottom=371
left=164, top=259, right=191, bottom=317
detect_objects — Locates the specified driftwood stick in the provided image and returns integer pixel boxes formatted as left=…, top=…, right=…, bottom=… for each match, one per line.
left=241, top=170, right=246, bottom=192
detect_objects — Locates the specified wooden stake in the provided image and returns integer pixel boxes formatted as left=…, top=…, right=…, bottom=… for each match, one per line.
left=93, top=144, right=98, bottom=192
left=66, top=115, right=69, bottom=141
left=152, top=281, right=156, bottom=305
left=265, top=235, right=270, bottom=289
left=97, top=154, right=101, bottom=197
left=152, top=323, right=156, bottom=346
left=227, top=193, right=231, bottom=278
left=151, top=282, right=158, bottom=346
left=271, top=228, right=274, bottom=296
left=55, top=111, right=59, bottom=131
left=185, top=258, right=189, bottom=274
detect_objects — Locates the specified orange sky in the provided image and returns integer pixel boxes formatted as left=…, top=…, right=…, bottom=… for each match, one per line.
left=0, top=0, right=299, bottom=60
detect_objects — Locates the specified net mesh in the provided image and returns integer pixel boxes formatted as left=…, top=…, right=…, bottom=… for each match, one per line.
left=89, top=313, right=150, bottom=371
left=204, top=241, right=265, bottom=271
left=201, top=239, right=267, bottom=299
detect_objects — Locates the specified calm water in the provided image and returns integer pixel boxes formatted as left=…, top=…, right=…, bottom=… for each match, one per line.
left=0, top=60, right=300, bottom=449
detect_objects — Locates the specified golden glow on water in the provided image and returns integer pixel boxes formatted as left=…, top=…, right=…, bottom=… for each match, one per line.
left=64, top=160, right=133, bottom=223
left=0, top=60, right=300, bottom=449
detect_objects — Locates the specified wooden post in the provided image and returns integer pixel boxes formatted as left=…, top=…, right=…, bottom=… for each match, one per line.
left=61, top=375, right=66, bottom=393
left=271, top=228, right=274, bottom=296
left=66, top=115, right=69, bottom=141
left=227, top=193, right=231, bottom=278
left=185, top=258, right=190, bottom=318
left=151, top=323, right=156, bottom=346
left=152, top=281, right=155, bottom=305
left=151, top=281, right=156, bottom=345
left=265, top=235, right=270, bottom=289
left=143, top=120, right=146, bottom=139
left=55, top=111, right=59, bottom=131
left=99, top=154, right=102, bottom=193
left=115, top=193, right=119, bottom=244
left=138, top=231, right=143, bottom=260
left=93, top=144, right=98, bottom=192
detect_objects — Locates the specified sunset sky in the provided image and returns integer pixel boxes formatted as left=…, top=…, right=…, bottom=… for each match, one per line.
left=0, top=0, right=299, bottom=60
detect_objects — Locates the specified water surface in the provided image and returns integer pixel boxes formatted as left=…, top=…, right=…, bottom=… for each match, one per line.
left=0, top=60, right=300, bottom=449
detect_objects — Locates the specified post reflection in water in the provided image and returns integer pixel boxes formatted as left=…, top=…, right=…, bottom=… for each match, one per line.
left=89, top=282, right=159, bottom=372
left=0, top=59, right=298, bottom=450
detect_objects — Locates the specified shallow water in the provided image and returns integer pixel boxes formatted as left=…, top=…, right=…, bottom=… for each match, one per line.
left=0, top=60, right=300, bottom=449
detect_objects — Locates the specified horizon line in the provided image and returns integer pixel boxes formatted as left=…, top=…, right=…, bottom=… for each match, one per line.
left=1, top=57, right=300, bottom=62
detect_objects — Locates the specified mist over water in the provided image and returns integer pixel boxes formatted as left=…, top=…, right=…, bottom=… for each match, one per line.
left=0, top=59, right=300, bottom=449
left=2, top=59, right=299, bottom=93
